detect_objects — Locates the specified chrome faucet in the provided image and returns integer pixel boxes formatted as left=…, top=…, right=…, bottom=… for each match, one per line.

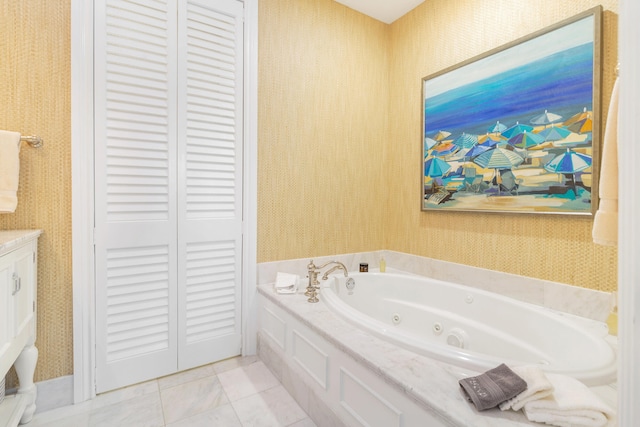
left=305, top=260, right=349, bottom=303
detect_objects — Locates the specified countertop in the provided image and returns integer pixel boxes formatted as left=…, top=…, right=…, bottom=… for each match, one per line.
left=0, top=230, right=42, bottom=257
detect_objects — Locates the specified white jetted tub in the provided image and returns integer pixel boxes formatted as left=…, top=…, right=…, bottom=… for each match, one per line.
left=321, top=271, right=616, bottom=386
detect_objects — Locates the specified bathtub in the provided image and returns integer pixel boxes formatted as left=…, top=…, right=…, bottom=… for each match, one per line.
left=320, top=271, right=616, bottom=386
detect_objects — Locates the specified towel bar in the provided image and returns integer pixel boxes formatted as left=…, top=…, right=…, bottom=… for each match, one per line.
left=20, top=135, right=43, bottom=148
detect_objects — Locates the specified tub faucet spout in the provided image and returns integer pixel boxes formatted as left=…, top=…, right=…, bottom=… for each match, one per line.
left=321, top=262, right=348, bottom=280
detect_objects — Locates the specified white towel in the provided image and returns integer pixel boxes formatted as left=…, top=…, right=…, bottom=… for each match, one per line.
left=499, top=365, right=554, bottom=411
left=522, top=374, right=615, bottom=427
left=274, top=272, right=299, bottom=294
left=592, top=78, right=619, bottom=246
left=0, top=130, right=22, bottom=213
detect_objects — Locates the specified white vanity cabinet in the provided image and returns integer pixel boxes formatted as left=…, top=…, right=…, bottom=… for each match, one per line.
left=0, top=230, right=41, bottom=426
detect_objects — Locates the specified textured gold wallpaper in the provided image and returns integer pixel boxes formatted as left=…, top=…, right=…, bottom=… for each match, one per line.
left=0, top=0, right=72, bottom=384
left=259, top=0, right=618, bottom=291
left=258, top=0, right=390, bottom=260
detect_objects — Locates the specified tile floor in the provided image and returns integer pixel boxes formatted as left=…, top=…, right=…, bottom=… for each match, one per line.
left=28, top=356, right=316, bottom=427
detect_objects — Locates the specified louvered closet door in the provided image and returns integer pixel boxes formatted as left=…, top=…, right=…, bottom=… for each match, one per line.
left=176, top=0, right=243, bottom=370
left=94, top=0, right=244, bottom=393
left=94, top=0, right=179, bottom=393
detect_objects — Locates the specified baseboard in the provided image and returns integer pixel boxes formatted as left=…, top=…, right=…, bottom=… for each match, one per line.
left=25, top=375, right=74, bottom=414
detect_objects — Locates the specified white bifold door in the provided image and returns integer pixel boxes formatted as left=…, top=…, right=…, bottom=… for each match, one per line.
left=93, top=0, right=244, bottom=393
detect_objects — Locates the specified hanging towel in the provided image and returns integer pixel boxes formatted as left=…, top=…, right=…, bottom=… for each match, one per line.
left=499, top=365, right=554, bottom=411
left=459, top=363, right=527, bottom=411
left=522, top=374, right=615, bottom=427
left=0, top=130, right=22, bottom=213
left=592, top=78, right=619, bottom=246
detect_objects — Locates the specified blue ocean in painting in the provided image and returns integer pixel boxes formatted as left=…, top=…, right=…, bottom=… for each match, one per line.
left=424, top=43, right=594, bottom=137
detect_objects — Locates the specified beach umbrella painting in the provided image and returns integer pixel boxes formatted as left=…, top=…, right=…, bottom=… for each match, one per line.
left=473, top=147, right=524, bottom=170
left=501, top=121, right=534, bottom=139
left=488, top=121, right=507, bottom=134
left=507, top=130, right=545, bottom=149
left=478, top=137, right=503, bottom=148
left=431, top=141, right=459, bottom=157
left=530, top=109, right=563, bottom=126
left=564, top=107, right=591, bottom=126
left=478, top=133, right=506, bottom=144
left=567, top=117, right=592, bottom=134
left=425, top=137, right=438, bottom=151
left=544, top=148, right=592, bottom=174
left=537, top=126, right=572, bottom=142
left=473, top=147, right=524, bottom=194
left=433, top=130, right=452, bottom=141
left=424, top=157, right=452, bottom=178
left=465, top=143, right=492, bottom=159
left=544, top=148, right=592, bottom=196
left=453, top=133, right=478, bottom=149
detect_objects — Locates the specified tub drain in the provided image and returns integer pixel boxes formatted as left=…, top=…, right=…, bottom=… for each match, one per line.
left=392, top=313, right=401, bottom=325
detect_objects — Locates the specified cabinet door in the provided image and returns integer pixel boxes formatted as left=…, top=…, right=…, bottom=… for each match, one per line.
left=12, top=245, right=35, bottom=340
left=0, top=244, right=35, bottom=378
left=0, top=256, right=14, bottom=374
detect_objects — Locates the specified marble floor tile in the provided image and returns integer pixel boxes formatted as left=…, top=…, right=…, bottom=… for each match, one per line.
left=213, top=354, right=260, bottom=374
left=28, top=410, right=92, bottom=427
left=231, top=385, right=308, bottom=427
left=165, top=403, right=243, bottom=427
left=160, top=375, right=229, bottom=424
left=157, top=363, right=217, bottom=390
left=91, top=379, right=159, bottom=410
left=89, top=392, right=165, bottom=427
left=26, top=357, right=314, bottom=427
left=288, top=417, right=318, bottom=427
left=29, top=399, right=93, bottom=425
left=217, top=360, right=281, bottom=402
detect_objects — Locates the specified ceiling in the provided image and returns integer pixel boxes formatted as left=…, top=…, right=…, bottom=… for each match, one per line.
left=333, top=0, right=425, bottom=24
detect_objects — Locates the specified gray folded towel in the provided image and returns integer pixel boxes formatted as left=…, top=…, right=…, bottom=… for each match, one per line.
left=459, top=364, right=527, bottom=411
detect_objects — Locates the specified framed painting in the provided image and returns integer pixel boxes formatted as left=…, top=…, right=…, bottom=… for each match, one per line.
left=421, top=6, right=602, bottom=214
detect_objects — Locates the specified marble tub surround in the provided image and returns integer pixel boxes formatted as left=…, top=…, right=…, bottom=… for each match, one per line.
left=258, top=250, right=613, bottom=322
left=257, top=284, right=617, bottom=427
left=258, top=285, right=539, bottom=426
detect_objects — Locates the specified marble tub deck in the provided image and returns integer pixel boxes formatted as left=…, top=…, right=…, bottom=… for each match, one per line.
left=257, top=282, right=617, bottom=427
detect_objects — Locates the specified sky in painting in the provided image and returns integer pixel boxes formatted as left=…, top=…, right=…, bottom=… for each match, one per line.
left=423, top=15, right=595, bottom=137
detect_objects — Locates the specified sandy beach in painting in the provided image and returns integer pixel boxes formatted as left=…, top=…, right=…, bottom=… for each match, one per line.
left=423, top=109, right=594, bottom=213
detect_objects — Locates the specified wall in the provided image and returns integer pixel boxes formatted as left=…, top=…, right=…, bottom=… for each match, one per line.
left=258, top=0, right=390, bottom=261
left=0, top=0, right=72, bottom=385
left=386, top=0, right=618, bottom=291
